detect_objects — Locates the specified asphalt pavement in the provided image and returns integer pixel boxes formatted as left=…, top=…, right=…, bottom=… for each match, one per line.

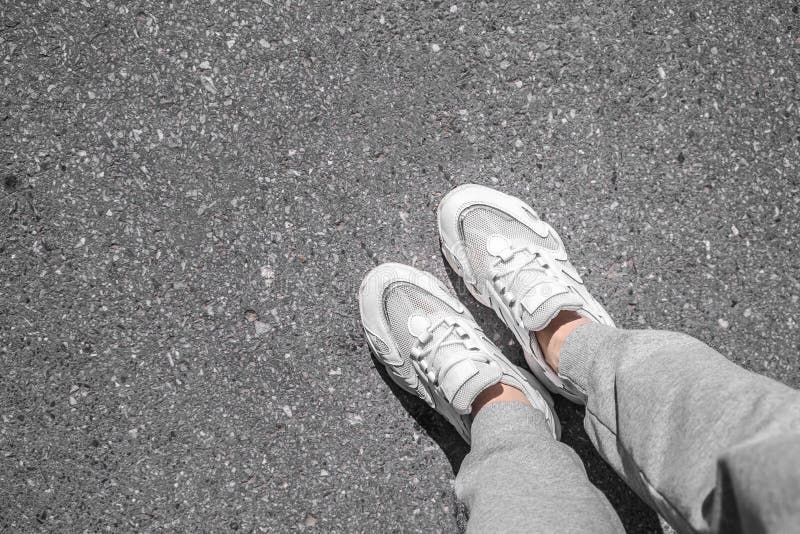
left=2, top=0, right=799, bottom=532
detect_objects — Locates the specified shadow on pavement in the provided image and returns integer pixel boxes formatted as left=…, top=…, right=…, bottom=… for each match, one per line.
left=372, top=360, right=471, bottom=531
left=372, top=358, right=470, bottom=474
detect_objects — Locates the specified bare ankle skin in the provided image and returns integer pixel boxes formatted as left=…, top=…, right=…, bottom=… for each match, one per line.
left=471, top=382, right=530, bottom=416
left=471, top=311, right=590, bottom=416
left=533, top=311, right=590, bottom=373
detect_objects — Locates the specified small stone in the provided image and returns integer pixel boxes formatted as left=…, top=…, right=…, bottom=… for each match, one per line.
left=282, top=405, right=293, bottom=418
left=500, top=59, right=511, bottom=69
left=514, top=139, right=523, bottom=148
left=450, top=5, right=458, bottom=13
left=731, top=224, right=739, bottom=237
left=744, top=308, right=752, bottom=318
left=658, top=66, right=667, bottom=79
left=260, top=266, right=275, bottom=287
left=244, top=309, right=258, bottom=322
left=347, top=414, right=363, bottom=425
left=199, top=60, right=211, bottom=70
left=128, top=428, right=138, bottom=438
left=431, top=43, right=441, bottom=53
left=254, top=321, right=271, bottom=337
left=200, top=76, right=217, bottom=94
left=718, top=318, right=730, bottom=329
left=304, top=516, right=317, bottom=527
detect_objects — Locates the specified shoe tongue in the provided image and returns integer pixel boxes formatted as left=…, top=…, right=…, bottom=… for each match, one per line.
left=489, top=242, right=586, bottom=332
left=519, top=283, right=585, bottom=331
left=438, top=357, right=502, bottom=414
left=409, top=316, right=522, bottom=414
left=424, top=323, right=503, bottom=415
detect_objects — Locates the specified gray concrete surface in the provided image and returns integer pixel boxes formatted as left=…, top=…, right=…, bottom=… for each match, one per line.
left=2, top=0, right=799, bottom=532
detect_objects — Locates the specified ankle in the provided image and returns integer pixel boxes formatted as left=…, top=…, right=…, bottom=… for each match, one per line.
left=534, top=311, right=590, bottom=373
left=471, top=382, right=530, bottom=416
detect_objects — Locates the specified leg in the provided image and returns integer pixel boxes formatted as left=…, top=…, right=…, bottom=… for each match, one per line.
left=551, top=321, right=800, bottom=533
left=456, top=390, right=624, bottom=534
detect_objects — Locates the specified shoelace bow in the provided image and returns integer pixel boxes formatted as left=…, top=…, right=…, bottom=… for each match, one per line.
left=410, top=319, right=490, bottom=386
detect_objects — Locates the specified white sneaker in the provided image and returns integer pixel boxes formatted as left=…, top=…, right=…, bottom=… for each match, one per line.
left=438, top=184, right=614, bottom=403
left=358, top=263, right=560, bottom=444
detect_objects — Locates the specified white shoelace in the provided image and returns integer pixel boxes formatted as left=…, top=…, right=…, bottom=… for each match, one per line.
left=491, top=245, right=555, bottom=304
left=410, top=318, right=490, bottom=385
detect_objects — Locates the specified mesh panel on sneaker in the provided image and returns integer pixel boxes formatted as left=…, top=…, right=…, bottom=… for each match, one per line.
left=461, top=206, right=561, bottom=281
left=383, top=282, right=458, bottom=358
left=365, top=330, right=391, bottom=355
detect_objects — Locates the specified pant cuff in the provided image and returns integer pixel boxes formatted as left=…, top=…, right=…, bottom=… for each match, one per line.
left=558, top=323, right=621, bottom=396
left=470, top=401, right=553, bottom=450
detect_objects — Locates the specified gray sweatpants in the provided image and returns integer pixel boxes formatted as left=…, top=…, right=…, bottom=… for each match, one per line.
left=455, top=324, right=800, bottom=533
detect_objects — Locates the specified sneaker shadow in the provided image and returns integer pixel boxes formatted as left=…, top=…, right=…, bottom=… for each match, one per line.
left=371, top=357, right=470, bottom=473
left=371, top=359, right=471, bottom=531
